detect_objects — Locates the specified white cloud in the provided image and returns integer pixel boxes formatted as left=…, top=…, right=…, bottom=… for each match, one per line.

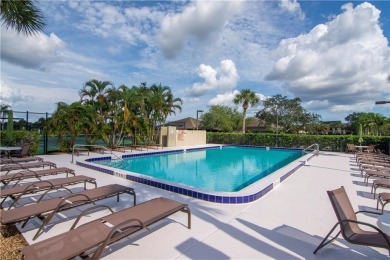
left=279, top=0, right=305, bottom=20
left=158, top=0, right=243, bottom=58
left=266, top=2, right=389, bottom=111
left=68, top=1, right=161, bottom=46
left=188, top=60, right=239, bottom=97
left=208, top=90, right=240, bottom=106
left=207, top=90, right=265, bottom=118
left=0, top=80, right=32, bottom=106
left=1, top=27, right=65, bottom=70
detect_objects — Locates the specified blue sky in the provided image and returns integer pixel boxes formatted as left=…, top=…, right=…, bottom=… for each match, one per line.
left=1, top=0, right=389, bottom=122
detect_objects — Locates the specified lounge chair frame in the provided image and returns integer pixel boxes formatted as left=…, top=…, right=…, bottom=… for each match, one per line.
left=363, top=170, right=390, bottom=185
left=0, top=161, right=57, bottom=175
left=377, top=193, right=390, bottom=214
left=371, top=180, right=390, bottom=199
left=0, top=184, right=136, bottom=240
left=0, top=175, right=97, bottom=209
left=313, top=186, right=390, bottom=255
left=0, top=156, right=43, bottom=165
left=20, top=197, right=190, bottom=260
left=0, top=167, right=75, bottom=187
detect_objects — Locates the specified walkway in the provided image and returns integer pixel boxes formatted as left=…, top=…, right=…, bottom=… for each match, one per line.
left=10, top=149, right=389, bottom=259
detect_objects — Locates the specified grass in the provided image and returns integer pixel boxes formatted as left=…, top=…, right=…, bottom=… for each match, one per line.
left=0, top=224, right=26, bottom=260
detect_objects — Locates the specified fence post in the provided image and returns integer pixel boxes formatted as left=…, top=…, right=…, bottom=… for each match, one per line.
left=44, top=112, right=48, bottom=154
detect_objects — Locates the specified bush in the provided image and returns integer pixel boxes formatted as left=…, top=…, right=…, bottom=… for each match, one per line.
left=0, top=131, right=41, bottom=155
left=207, top=132, right=390, bottom=154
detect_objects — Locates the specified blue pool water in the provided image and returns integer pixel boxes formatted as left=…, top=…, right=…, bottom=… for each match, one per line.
left=94, top=146, right=303, bottom=192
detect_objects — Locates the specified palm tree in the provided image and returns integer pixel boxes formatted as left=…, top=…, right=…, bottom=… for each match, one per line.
left=0, top=0, right=45, bottom=35
left=234, top=89, right=260, bottom=133
left=47, top=102, right=96, bottom=149
left=149, top=84, right=183, bottom=142
left=79, top=79, right=114, bottom=122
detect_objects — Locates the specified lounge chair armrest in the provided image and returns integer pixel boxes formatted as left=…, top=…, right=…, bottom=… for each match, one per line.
left=339, top=219, right=390, bottom=246
left=36, top=187, right=73, bottom=203
left=71, top=204, right=114, bottom=230
left=91, top=218, right=149, bottom=260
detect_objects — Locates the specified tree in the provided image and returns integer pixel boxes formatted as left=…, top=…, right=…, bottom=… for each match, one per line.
left=0, top=104, right=11, bottom=130
left=345, top=112, right=388, bottom=135
left=0, top=0, right=45, bottom=35
left=200, top=105, right=242, bottom=132
left=148, top=84, right=182, bottom=141
left=256, top=94, right=320, bottom=133
left=47, top=102, right=97, bottom=149
left=234, top=89, right=260, bottom=133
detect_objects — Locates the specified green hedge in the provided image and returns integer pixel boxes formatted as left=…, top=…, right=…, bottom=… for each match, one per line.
left=0, top=130, right=41, bottom=155
left=207, top=133, right=390, bottom=154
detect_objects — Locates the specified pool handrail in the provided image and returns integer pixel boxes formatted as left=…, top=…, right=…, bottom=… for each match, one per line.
left=71, top=144, right=123, bottom=164
left=303, top=143, right=319, bottom=155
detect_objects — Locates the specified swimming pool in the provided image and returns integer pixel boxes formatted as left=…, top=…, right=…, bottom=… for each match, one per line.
left=77, top=145, right=316, bottom=203
left=94, top=146, right=302, bottom=192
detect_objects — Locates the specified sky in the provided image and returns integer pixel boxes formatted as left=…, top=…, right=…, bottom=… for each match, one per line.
left=1, top=0, right=389, bottom=123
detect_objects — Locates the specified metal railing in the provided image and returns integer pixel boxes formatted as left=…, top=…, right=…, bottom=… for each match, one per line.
left=71, top=144, right=123, bottom=164
left=302, top=143, right=319, bottom=155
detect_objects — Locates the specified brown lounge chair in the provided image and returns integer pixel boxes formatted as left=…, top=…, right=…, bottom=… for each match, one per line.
left=0, top=161, right=57, bottom=175
left=0, top=156, right=43, bottom=165
left=313, top=186, right=390, bottom=255
left=371, top=179, right=390, bottom=199
left=346, top=144, right=357, bottom=153
left=363, top=170, right=390, bottom=185
left=108, top=145, right=127, bottom=152
left=0, top=175, right=97, bottom=209
left=21, top=197, right=190, bottom=260
left=0, top=184, right=136, bottom=240
left=0, top=167, right=75, bottom=187
left=377, top=193, right=390, bottom=214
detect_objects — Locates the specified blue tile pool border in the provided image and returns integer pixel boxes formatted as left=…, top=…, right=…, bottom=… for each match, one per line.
left=77, top=145, right=316, bottom=204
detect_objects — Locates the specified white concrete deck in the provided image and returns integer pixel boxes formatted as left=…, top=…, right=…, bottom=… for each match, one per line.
left=4, top=148, right=389, bottom=259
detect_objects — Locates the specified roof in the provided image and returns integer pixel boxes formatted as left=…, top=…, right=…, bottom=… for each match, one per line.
left=164, top=117, right=201, bottom=130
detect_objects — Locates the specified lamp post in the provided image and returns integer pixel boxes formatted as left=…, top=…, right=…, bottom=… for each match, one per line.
left=196, top=110, right=204, bottom=130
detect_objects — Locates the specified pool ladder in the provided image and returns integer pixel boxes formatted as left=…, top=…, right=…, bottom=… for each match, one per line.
left=302, top=143, right=319, bottom=155
left=71, top=144, right=123, bottom=164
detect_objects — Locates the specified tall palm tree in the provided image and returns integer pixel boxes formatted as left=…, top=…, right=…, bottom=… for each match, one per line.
left=1, top=0, right=45, bottom=35
left=149, top=84, right=182, bottom=142
left=79, top=79, right=114, bottom=123
left=234, top=89, right=260, bottom=133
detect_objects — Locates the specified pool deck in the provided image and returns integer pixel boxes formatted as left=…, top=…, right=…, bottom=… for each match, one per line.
left=4, top=145, right=389, bottom=259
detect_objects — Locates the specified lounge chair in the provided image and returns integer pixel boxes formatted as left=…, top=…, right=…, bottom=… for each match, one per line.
left=70, top=147, right=90, bottom=156
left=364, top=144, right=376, bottom=153
left=0, top=184, right=136, bottom=240
left=0, top=156, right=43, bottom=165
left=0, top=167, right=75, bottom=187
left=346, top=144, right=357, bottom=153
left=11, top=143, right=32, bottom=158
left=108, top=145, right=127, bottom=152
left=0, top=161, right=57, bottom=175
left=377, top=192, right=390, bottom=214
left=371, top=179, right=390, bottom=199
left=20, top=197, right=190, bottom=260
left=313, top=186, right=390, bottom=255
left=0, top=175, right=97, bottom=209
left=363, top=170, right=390, bottom=185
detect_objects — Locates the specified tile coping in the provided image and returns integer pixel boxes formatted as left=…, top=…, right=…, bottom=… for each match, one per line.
left=76, top=145, right=316, bottom=204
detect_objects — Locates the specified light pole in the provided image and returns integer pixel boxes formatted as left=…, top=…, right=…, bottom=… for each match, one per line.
left=196, top=110, right=203, bottom=130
